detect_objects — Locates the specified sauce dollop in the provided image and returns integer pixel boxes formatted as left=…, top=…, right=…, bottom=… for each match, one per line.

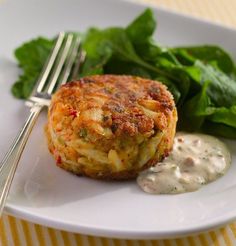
left=137, top=132, right=231, bottom=194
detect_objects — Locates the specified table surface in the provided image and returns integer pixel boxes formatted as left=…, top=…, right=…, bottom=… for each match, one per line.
left=1, top=0, right=236, bottom=245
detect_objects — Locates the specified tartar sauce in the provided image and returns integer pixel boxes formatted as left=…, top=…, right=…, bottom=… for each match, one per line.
left=137, top=132, right=231, bottom=194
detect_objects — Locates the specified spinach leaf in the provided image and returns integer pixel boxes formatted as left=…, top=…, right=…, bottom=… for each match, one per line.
left=173, top=45, right=234, bottom=74
left=126, top=8, right=162, bottom=63
left=80, top=28, right=113, bottom=76
left=126, top=8, right=155, bottom=44
left=202, top=121, right=236, bottom=139
left=82, top=27, right=144, bottom=74
left=155, top=65, right=191, bottom=106
left=207, top=105, right=236, bottom=128
left=12, top=37, right=54, bottom=98
left=178, top=81, right=211, bottom=131
left=104, top=59, right=152, bottom=79
left=195, top=60, right=236, bottom=107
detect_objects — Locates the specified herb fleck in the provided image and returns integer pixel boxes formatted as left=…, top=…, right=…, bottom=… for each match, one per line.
left=111, top=123, right=118, bottom=133
left=103, top=115, right=110, bottom=122
left=79, top=128, right=87, bottom=138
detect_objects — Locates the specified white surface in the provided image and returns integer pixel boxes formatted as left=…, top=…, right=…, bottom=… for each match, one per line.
left=1, top=0, right=236, bottom=239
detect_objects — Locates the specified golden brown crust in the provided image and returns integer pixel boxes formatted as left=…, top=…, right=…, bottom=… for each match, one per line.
left=45, top=75, right=177, bottom=180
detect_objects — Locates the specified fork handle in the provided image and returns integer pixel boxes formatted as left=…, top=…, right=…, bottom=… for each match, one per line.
left=0, top=104, right=44, bottom=216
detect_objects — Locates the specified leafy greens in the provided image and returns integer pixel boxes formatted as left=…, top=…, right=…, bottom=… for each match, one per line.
left=12, top=9, right=236, bottom=139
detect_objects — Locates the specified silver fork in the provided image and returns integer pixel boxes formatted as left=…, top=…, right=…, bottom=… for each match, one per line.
left=0, top=32, right=84, bottom=215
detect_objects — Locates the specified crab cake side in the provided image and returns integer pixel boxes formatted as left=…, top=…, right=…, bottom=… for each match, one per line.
left=45, top=75, right=177, bottom=180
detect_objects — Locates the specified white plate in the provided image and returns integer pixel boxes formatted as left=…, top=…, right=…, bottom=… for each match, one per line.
left=1, top=0, right=236, bottom=239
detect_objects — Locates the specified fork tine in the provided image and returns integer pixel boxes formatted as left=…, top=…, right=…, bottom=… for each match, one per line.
left=70, top=50, right=86, bottom=81
left=59, top=35, right=81, bottom=86
left=30, top=32, right=65, bottom=95
left=0, top=31, right=86, bottom=216
left=45, top=33, right=74, bottom=94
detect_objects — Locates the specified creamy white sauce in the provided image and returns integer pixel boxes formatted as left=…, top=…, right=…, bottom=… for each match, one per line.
left=137, top=132, right=231, bottom=194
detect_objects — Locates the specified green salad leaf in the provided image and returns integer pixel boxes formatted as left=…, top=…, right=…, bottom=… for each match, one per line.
left=11, top=8, right=236, bottom=139
left=172, top=45, right=234, bottom=74
left=194, top=60, right=236, bottom=107
left=12, top=38, right=54, bottom=98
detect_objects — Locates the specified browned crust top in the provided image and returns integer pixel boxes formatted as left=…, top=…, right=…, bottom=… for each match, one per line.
left=51, top=75, right=175, bottom=137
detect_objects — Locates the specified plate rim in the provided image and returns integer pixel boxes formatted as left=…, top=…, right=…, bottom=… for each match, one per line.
left=5, top=205, right=236, bottom=239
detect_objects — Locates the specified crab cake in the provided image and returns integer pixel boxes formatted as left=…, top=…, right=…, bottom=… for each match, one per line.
left=45, top=75, right=177, bottom=180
